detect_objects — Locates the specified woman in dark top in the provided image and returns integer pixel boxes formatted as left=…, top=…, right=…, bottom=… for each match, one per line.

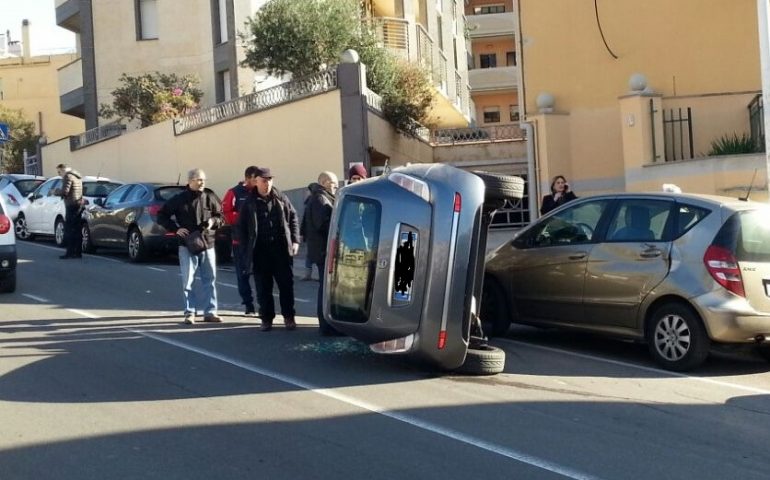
left=540, top=175, right=577, bottom=215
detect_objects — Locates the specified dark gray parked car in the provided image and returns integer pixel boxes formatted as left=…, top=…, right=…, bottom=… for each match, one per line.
left=323, top=164, right=523, bottom=374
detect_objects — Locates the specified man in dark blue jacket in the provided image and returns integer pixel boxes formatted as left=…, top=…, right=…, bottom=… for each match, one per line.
left=237, top=167, right=299, bottom=332
left=158, top=168, right=224, bottom=324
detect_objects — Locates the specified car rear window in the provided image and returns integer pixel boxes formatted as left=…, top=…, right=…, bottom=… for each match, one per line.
left=14, top=179, right=44, bottom=195
left=155, top=186, right=185, bottom=201
left=83, top=181, right=122, bottom=198
left=329, top=197, right=381, bottom=323
left=713, top=210, right=770, bottom=262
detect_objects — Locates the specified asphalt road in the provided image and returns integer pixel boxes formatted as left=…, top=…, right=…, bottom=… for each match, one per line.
left=1, top=240, right=770, bottom=480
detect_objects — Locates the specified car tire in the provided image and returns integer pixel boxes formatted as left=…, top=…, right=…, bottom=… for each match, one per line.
left=480, top=276, right=511, bottom=337
left=81, top=223, right=96, bottom=254
left=646, top=302, right=710, bottom=371
left=127, top=227, right=148, bottom=263
left=757, top=346, right=770, bottom=363
left=455, top=345, right=506, bottom=375
left=54, top=217, right=65, bottom=247
left=14, top=214, right=33, bottom=240
left=0, top=271, right=17, bottom=293
left=473, top=172, right=525, bottom=201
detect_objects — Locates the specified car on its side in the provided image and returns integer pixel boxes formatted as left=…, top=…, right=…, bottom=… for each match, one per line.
left=15, top=175, right=122, bottom=247
left=0, top=193, right=17, bottom=293
left=81, top=183, right=229, bottom=262
left=483, top=192, right=770, bottom=371
left=0, top=174, right=46, bottom=221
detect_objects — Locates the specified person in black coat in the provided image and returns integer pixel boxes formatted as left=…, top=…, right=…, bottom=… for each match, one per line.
left=540, top=175, right=578, bottom=215
left=236, top=167, right=300, bottom=332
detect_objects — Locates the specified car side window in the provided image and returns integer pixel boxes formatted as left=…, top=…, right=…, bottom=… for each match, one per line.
left=529, top=200, right=611, bottom=247
left=125, top=185, right=148, bottom=203
left=673, top=203, right=710, bottom=238
left=46, top=179, right=62, bottom=196
left=104, top=185, right=133, bottom=208
left=35, top=179, right=58, bottom=198
left=607, top=199, right=673, bottom=242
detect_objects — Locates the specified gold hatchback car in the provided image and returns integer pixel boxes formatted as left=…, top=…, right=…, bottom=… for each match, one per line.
left=483, top=192, right=770, bottom=371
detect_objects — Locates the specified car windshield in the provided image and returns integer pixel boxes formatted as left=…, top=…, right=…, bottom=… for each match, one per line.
left=14, top=179, right=44, bottom=195
left=83, top=182, right=121, bottom=198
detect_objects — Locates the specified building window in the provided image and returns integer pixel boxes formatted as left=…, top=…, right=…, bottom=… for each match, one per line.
left=136, top=0, right=159, bottom=40
left=483, top=106, right=500, bottom=123
left=217, top=0, right=228, bottom=43
left=479, top=53, right=497, bottom=69
left=509, top=105, right=520, bottom=122
left=217, top=70, right=231, bottom=103
left=473, top=5, right=505, bottom=14
left=506, top=51, right=517, bottom=66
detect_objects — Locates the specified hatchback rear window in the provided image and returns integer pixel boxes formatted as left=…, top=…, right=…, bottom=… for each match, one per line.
left=14, top=179, right=44, bottom=195
left=155, top=186, right=185, bottom=201
left=329, top=197, right=381, bottom=323
left=714, top=210, right=770, bottom=262
left=83, top=181, right=121, bottom=198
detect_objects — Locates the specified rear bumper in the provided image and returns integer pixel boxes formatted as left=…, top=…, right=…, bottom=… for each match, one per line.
left=692, top=290, right=770, bottom=343
left=0, top=244, right=18, bottom=277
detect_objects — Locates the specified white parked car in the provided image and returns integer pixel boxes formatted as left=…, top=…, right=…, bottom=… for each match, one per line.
left=0, top=193, right=17, bottom=293
left=15, top=175, right=123, bottom=246
left=0, top=174, right=46, bottom=221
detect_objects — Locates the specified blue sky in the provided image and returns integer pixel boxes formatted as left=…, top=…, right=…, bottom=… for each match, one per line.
left=2, top=0, right=76, bottom=55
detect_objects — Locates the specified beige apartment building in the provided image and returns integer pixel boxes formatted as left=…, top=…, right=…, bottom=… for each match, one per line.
left=516, top=0, right=766, bottom=202
left=465, top=0, right=518, bottom=128
left=0, top=22, right=84, bottom=143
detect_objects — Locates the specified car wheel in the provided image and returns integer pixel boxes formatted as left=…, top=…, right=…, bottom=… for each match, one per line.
left=81, top=223, right=96, bottom=254
left=480, top=276, right=511, bottom=337
left=473, top=172, right=525, bottom=202
left=127, top=228, right=148, bottom=263
left=455, top=345, right=506, bottom=375
left=54, top=217, right=65, bottom=247
left=646, top=302, right=710, bottom=371
left=14, top=214, right=33, bottom=240
left=757, top=346, right=770, bottom=363
left=0, top=271, right=17, bottom=293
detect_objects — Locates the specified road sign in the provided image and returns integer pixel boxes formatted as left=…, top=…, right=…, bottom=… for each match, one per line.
left=0, top=123, right=9, bottom=144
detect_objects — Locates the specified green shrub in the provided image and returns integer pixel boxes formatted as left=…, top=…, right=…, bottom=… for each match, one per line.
left=708, top=132, right=760, bottom=156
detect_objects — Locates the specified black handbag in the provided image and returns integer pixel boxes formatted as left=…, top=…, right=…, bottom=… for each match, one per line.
left=184, top=230, right=209, bottom=254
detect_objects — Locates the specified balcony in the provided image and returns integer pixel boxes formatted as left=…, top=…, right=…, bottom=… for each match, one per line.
left=468, top=66, right=518, bottom=92
left=466, top=12, right=516, bottom=38
left=58, top=57, right=84, bottom=117
left=373, top=17, right=409, bottom=61
left=56, top=0, right=81, bottom=33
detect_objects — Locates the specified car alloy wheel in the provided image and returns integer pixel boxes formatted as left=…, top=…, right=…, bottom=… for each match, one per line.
left=647, top=303, right=709, bottom=371
left=14, top=215, right=31, bottom=240
left=81, top=224, right=95, bottom=254
left=127, top=228, right=146, bottom=262
left=54, top=218, right=65, bottom=247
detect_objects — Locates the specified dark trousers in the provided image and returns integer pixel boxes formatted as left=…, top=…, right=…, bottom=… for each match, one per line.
left=233, top=245, right=255, bottom=308
left=64, top=204, right=82, bottom=256
left=253, top=243, right=295, bottom=322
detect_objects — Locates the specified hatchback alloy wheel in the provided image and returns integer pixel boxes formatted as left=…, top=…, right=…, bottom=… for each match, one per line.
left=14, top=215, right=31, bottom=240
left=127, top=228, right=146, bottom=262
left=647, top=303, right=709, bottom=371
left=54, top=218, right=65, bottom=247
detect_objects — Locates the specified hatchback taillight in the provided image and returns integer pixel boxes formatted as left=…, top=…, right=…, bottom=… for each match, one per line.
left=704, top=245, right=745, bottom=297
left=0, top=214, right=10, bottom=234
left=147, top=204, right=163, bottom=216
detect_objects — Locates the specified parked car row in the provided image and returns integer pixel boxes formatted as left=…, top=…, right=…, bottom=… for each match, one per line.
left=0, top=174, right=46, bottom=221
left=0, top=193, right=17, bottom=293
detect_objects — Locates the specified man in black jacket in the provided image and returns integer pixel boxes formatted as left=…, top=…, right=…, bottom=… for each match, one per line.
left=237, top=167, right=300, bottom=332
left=158, top=168, right=224, bottom=324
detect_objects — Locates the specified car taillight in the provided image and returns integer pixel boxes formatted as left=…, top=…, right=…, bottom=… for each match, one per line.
left=438, top=192, right=462, bottom=350
left=147, top=204, right=163, bottom=216
left=388, top=173, right=430, bottom=202
left=704, top=245, right=745, bottom=297
left=0, top=214, right=10, bottom=234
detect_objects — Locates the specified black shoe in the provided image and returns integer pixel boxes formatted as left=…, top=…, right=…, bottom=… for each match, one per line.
left=244, top=304, right=256, bottom=317
left=260, top=321, right=273, bottom=332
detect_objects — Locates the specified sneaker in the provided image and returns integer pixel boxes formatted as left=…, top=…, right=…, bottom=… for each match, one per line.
left=260, top=320, right=273, bottom=332
left=183, top=313, right=196, bottom=325
left=244, top=304, right=256, bottom=317
left=284, top=317, right=296, bottom=331
left=202, top=314, right=223, bottom=323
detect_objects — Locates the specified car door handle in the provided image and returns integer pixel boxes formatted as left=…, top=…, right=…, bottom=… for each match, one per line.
left=640, top=249, right=662, bottom=258
left=568, top=252, right=587, bottom=260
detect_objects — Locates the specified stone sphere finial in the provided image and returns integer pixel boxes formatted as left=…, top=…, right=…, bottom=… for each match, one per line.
left=340, top=49, right=360, bottom=64
left=629, top=73, right=648, bottom=92
left=536, top=92, right=555, bottom=113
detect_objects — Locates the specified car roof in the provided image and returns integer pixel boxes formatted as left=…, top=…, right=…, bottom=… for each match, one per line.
left=0, top=173, right=46, bottom=181
left=581, top=192, right=768, bottom=211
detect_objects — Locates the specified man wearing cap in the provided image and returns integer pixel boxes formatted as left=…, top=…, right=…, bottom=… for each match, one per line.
left=237, top=167, right=300, bottom=332
left=348, top=164, right=368, bottom=184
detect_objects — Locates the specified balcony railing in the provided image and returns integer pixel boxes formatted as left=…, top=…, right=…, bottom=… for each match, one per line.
left=468, top=65, right=518, bottom=92
left=416, top=24, right=433, bottom=72
left=466, top=12, right=516, bottom=38
left=57, top=57, right=82, bottom=95
left=70, top=122, right=126, bottom=150
left=431, top=124, right=525, bottom=145
left=373, top=17, right=409, bottom=60
left=174, top=69, right=338, bottom=135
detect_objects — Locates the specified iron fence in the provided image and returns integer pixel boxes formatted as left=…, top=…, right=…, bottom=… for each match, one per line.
left=173, top=69, right=338, bottom=135
left=70, top=122, right=126, bottom=151
left=431, top=125, right=525, bottom=145
left=749, top=93, right=765, bottom=152
left=651, top=99, right=694, bottom=162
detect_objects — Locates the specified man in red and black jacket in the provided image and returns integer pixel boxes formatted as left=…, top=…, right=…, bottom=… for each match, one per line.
left=223, top=166, right=261, bottom=317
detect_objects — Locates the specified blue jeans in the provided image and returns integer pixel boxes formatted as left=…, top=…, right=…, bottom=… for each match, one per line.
left=178, top=246, right=217, bottom=316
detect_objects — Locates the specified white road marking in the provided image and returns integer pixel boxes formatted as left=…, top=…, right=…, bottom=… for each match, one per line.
left=146, top=267, right=166, bottom=272
left=218, top=282, right=238, bottom=288
left=498, top=338, right=770, bottom=396
left=21, top=293, right=49, bottom=303
left=67, top=308, right=101, bottom=319
left=124, top=325, right=602, bottom=480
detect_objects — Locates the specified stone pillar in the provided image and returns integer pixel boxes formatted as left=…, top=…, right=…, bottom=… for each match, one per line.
left=529, top=111, right=572, bottom=204
left=619, top=92, right=664, bottom=190
left=337, top=56, right=370, bottom=177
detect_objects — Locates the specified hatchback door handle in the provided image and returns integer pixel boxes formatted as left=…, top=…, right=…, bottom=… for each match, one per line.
left=640, top=249, right=662, bottom=258
left=568, top=252, right=587, bottom=260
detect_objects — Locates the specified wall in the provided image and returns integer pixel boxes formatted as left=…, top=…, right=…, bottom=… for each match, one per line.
left=471, top=37, right=515, bottom=68
left=432, top=139, right=526, bottom=166
left=367, top=112, right=434, bottom=166
left=0, top=53, right=85, bottom=141
left=42, top=90, right=345, bottom=198
left=473, top=91, right=519, bottom=125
